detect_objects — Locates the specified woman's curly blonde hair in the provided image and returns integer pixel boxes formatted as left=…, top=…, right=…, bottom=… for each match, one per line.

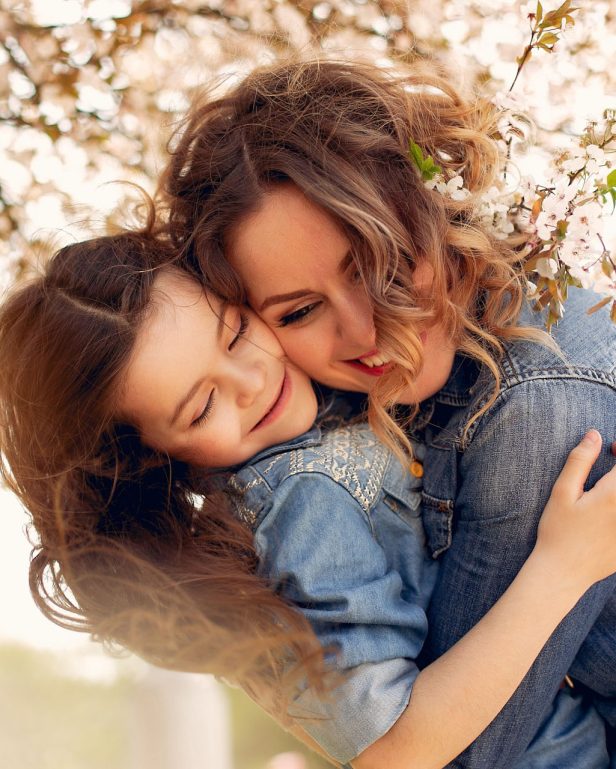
left=160, top=56, right=546, bottom=461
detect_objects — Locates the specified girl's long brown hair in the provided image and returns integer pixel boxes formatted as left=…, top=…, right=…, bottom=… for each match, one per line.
left=160, top=57, right=547, bottom=460
left=0, top=213, right=324, bottom=713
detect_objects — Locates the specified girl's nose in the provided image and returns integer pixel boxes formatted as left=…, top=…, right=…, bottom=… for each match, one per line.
left=234, top=362, right=267, bottom=408
left=336, top=288, right=377, bottom=349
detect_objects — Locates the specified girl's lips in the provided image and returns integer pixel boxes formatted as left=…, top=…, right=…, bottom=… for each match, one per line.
left=251, top=370, right=291, bottom=431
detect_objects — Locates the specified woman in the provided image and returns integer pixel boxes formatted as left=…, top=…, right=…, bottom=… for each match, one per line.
left=160, top=57, right=616, bottom=767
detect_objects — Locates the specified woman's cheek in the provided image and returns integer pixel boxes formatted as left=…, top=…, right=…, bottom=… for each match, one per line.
left=277, top=330, right=320, bottom=369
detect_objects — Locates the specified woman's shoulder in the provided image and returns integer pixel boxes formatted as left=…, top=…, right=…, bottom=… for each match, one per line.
left=503, top=288, right=616, bottom=383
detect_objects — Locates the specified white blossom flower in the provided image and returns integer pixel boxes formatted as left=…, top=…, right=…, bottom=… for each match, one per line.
left=584, top=144, right=607, bottom=174
left=424, top=174, right=470, bottom=200
left=591, top=269, right=616, bottom=300
left=561, top=155, right=587, bottom=173
left=535, top=256, right=559, bottom=279
left=445, top=175, right=471, bottom=200
left=535, top=209, right=561, bottom=240
left=567, top=201, right=603, bottom=239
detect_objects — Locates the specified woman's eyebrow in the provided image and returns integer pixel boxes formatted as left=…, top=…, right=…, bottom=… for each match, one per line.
left=258, top=252, right=353, bottom=311
left=169, top=305, right=227, bottom=426
left=259, top=289, right=310, bottom=311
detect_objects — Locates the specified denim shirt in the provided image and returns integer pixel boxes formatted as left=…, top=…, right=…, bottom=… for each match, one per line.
left=229, top=423, right=437, bottom=764
left=413, top=287, right=616, bottom=768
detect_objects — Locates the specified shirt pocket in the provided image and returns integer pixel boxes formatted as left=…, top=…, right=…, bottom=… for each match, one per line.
left=421, top=491, right=454, bottom=558
left=382, top=487, right=422, bottom=523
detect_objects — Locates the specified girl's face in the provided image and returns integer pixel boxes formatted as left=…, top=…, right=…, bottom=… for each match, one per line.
left=118, top=269, right=318, bottom=468
left=227, top=184, right=456, bottom=402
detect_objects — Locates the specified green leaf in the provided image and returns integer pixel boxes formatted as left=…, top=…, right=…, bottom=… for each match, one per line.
left=409, top=140, right=425, bottom=171
left=539, top=32, right=559, bottom=45
left=536, top=1, right=543, bottom=23
left=408, top=139, right=441, bottom=180
left=607, top=168, right=616, bottom=189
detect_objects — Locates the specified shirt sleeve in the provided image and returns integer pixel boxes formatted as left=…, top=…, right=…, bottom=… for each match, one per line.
left=254, top=472, right=427, bottom=764
left=424, top=377, right=616, bottom=769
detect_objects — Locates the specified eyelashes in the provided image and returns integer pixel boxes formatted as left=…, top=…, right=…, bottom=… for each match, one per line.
left=191, top=392, right=215, bottom=428
left=277, top=302, right=321, bottom=327
left=191, top=312, right=249, bottom=428
left=229, top=312, right=249, bottom=349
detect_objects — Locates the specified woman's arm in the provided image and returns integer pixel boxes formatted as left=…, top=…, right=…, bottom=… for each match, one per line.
left=422, top=378, right=616, bottom=769
left=353, top=430, right=616, bottom=769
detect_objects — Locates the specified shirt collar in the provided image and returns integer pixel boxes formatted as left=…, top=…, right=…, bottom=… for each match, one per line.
left=241, top=424, right=322, bottom=467
left=434, top=353, right=481, bottom=407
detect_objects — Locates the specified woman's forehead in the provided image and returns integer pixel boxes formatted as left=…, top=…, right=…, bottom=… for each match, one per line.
left=227, top=185, right=350, bottom=296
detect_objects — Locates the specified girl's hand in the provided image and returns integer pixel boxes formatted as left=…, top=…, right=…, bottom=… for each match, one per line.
left=536, top=429, right=616, bottom=589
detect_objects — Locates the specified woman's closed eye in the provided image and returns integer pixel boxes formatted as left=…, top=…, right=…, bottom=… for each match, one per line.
left=277, top=302, right=321, bottom=327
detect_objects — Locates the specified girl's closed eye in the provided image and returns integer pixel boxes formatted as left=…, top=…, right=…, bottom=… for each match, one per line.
left=228, top=312, right=249, bottom=350
left=278, top=302, right=321, bottom=327
left=191, top=392, right=215, bottom=428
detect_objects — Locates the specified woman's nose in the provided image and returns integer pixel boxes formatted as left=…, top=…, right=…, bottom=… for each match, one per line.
left=336, top=288, right=377, bottom=349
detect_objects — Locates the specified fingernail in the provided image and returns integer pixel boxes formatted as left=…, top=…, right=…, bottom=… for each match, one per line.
left=582, top=429, right=600, bottom=445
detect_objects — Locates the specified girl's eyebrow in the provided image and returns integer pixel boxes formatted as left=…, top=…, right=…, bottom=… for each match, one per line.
left=169, top=305, right=228, bottom=427
left=170, top=377, right=207, bottom=427
left=258, top=252, right=353, bottom=311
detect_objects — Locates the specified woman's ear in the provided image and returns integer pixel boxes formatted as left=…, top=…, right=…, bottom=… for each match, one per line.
left=411, top=260, right=436, bottom=294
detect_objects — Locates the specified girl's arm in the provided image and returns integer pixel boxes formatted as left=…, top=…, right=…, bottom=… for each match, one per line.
left=353, top=430, right=616, bottom=769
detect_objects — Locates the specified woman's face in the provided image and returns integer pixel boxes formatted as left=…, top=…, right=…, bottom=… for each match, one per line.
left=118, top=269, right=318, bottom=468
left=227, top=184, right=456, bottom=402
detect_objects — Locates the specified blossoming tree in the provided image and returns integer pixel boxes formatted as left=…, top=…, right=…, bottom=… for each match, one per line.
left=1, top=0, right=615, bottom=321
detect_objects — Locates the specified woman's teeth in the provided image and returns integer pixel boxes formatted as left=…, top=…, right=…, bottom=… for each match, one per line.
left=357, top=353, right=390, bottom=368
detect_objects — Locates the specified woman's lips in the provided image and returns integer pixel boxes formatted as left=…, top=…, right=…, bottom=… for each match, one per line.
left=344, top=348, right=393, bottom=377
left=344, top=359, right=392, bottom=377
left=251, top=370, right=291, bottom=431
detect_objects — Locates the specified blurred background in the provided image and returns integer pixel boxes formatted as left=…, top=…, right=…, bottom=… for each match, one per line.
left=1, top=0, right=615, bottom=767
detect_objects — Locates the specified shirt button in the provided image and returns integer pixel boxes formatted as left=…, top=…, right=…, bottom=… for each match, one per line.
left=409, top=460, right=424, bottom=478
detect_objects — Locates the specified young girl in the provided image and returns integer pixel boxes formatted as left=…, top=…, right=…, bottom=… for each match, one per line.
left=1, top=224, right=615, bottom=769
left=159, top=57, right=616, bottom=767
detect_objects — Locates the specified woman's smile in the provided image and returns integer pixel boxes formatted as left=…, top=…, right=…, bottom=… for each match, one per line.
left=227, top=183, right=455, bottom=399
left=343, top=349, right=393, bottom=377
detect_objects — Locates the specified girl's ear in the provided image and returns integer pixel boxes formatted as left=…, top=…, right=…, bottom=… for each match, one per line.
left=140, top=447, right=172, bottom=470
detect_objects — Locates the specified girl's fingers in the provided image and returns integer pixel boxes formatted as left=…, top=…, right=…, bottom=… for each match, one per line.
left=553, top=430, right=602, bottom=500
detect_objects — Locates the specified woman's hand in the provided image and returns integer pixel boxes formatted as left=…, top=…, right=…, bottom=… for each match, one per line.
left=353, top=431, right=616, bottom=769
left=535, top=429, right=616, bottom=591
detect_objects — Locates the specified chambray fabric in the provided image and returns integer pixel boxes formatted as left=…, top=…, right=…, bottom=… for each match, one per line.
left=516, top=687, right=608, bottom=769
left=414, top=287, right=616, bottom=769
left=230, top=418, right=610, bottom=766
left=230, top=423, right=437, bottom=763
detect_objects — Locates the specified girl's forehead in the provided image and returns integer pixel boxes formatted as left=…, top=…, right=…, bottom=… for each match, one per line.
left=151, top=267, right=221, bottom=316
